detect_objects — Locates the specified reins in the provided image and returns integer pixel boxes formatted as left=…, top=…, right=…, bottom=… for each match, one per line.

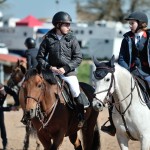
left=114, top=76, right=137, bottom=141
left=94, top=74, right=114, bottom=106
left=39, top=78, right=65, bottom=130
left=24, top=74, right=66, bottom=130
left=94, top=66, right=138, bottom=140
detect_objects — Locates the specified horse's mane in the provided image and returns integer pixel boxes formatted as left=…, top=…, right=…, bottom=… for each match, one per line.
left=115, top=63, right=131, bottom=76
left=25, top=68, right=57, bottom=84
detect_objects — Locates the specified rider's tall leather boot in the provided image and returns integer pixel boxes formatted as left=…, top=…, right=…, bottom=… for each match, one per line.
left=101, top=104, right=116, bottom=136
left=74, top=94, right=85, bottom=128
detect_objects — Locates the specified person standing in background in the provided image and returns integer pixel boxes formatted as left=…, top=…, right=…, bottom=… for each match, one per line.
left=24, top=37, right=38, bottom=69
left=0, top=83, right=18, bottom=150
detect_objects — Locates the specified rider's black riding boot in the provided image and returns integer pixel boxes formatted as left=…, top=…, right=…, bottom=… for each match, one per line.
left=75, top=94, right=85, bottom=128
left=101, top=104, right=116, bottom=136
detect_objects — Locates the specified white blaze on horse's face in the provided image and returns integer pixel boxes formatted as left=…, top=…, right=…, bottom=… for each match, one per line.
left=94, top=72, right=113, bottom=105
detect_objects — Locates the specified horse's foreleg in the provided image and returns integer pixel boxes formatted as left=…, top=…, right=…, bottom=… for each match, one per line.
left=35, top=137, right=41, bottom=150
left=69, top=132, right=82, bottom=150
left=116, top=133, right=129, bottom=150
left=37, top=132, right=52, bottom=150
left=81, top=118, right=100, bottom=150
left=23, top=126, right=30, bottom=150
left=51, top=131, right=65, bottom=150
left=141, top=135, right=150, bottom=150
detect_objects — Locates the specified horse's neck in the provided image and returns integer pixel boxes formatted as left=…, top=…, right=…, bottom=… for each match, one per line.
left=41, top=84, right=58, bottom=113
left=114, top=67, right=138, bottom=109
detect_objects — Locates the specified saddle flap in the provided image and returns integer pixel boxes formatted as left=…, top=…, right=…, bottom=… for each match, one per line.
left=133, top=75, right=150, bottom=109
left=55, top=76, right=91, bottom=109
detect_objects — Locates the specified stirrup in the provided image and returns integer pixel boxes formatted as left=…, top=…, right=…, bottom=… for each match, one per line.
left=101, top=120, right=116, bottom=136
left=101, top=120, right=109, bottom=127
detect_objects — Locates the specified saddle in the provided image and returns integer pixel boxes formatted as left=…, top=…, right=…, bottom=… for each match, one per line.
left=131, top=68, right=150, bottom=109
left=55, top=75, right=90, bottom=110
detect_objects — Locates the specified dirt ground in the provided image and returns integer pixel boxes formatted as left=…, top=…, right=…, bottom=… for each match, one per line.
left=0, top=97, right=140, bottom=150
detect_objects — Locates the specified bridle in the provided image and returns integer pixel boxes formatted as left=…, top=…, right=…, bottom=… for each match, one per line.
left=94, top=66, right=137, bottom=140
left=94, top=66, right=136, bottom=113
left=24, top=74, right=62, bottom=130
left=93, top=66, right=115, bottom=106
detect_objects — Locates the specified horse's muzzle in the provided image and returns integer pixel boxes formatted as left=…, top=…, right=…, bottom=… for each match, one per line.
left=25, top=109, right=36, bottom=119
left=92, top=99, right=103, bottom=111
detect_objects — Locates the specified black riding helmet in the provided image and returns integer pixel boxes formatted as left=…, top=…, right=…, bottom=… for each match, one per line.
left=125, top=11, right=148, bottom=24
left=24, top=37, right=36, bottom=49
left=125, top=11, right=148, bottom=32
left=52, top=11, right=72, bottom=27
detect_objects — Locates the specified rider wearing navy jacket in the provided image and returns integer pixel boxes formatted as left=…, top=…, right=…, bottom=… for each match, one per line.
left=24, top=37, right=38, bottom=69
left=101, top=11, right=150, bottom=136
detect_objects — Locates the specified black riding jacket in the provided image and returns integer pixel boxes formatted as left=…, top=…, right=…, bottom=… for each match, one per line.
left=36, top=28, right=82, bottom=75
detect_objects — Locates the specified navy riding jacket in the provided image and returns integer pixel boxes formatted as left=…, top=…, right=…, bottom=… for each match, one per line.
left=118, top=30, right=150, bottom=74
left=25, top=48, right=39, bottom=69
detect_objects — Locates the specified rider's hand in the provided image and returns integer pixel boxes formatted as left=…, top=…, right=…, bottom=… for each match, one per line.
left=50, top=66, right=65, bottom=74
left=50, top=66, right=58, bottom=73
left=58, top=67, right=65, bottom=75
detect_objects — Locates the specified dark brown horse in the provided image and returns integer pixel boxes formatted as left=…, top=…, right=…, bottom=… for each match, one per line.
left=7, top=60, right=41, bottom=150
left=19, top=68, right=100, bottom=150
left=7, top=59, right=26, bottom=88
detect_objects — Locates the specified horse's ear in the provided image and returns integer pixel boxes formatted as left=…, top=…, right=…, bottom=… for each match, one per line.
left=20, top=65, right=27, bottom=74
left=17, top=59, right=20, bottom=66
left=93, top=56, right=100, bottom=67
left=109, top=55, right=115, bottom=67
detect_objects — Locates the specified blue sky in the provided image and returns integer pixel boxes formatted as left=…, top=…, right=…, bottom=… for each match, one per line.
left=2, top=0, right=77, bottom=21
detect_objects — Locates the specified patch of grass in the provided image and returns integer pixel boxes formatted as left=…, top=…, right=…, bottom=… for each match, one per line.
left=77, top=60, right=92, bottom=84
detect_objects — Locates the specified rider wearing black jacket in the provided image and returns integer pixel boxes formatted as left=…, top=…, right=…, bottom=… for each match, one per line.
left=37, top=28, right=81, bottom=76
left=36, top=11, right=85, bottom=128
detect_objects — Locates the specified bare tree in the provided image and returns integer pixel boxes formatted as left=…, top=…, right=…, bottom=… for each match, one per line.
left=76, top=0, right=150, bottom=22
left=0, top=0, right=6, bottom=4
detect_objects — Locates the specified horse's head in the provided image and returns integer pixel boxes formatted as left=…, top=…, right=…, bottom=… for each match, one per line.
left=21, top=68, right=57, bottom=120
left=92, top=55, right=115, bottom=111
left=7, top=59, right=27, bottom=87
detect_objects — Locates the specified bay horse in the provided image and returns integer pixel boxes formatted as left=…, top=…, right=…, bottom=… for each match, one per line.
left=7, top=60, right=41, bottom=150
left=19, top=68, right=100, bottom=150
left=93, top=55, right=150, bottom=150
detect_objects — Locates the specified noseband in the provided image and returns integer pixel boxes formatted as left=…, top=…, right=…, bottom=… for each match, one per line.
left=94, top=66, right=137, bottom=140
left=93, top=66, right=115, bottom=105
left=94, top=66, right=136, bottom=113
left=24, top=74, right=60, bottom=129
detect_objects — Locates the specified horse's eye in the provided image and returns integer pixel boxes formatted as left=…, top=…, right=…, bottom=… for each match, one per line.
left=105, top=78, right=110, bottom=82
left=37, top=84, right=42, bottom=88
